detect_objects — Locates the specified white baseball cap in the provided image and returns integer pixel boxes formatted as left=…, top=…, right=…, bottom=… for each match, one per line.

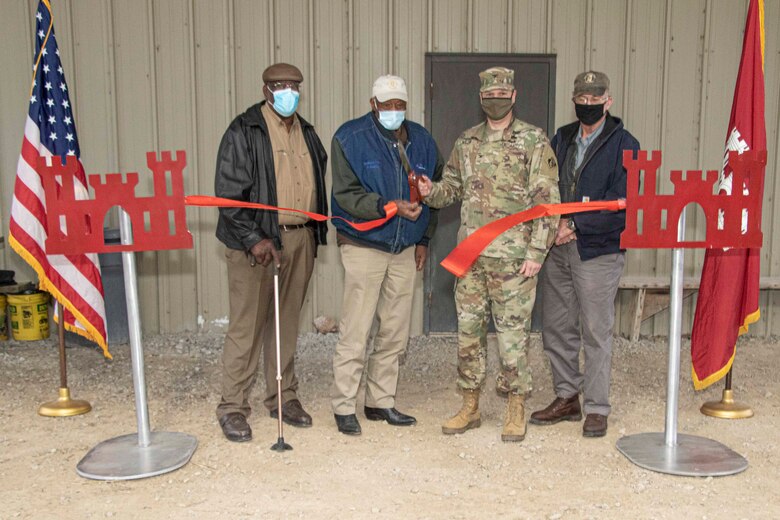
left=372, top=75, right=408, bottom=103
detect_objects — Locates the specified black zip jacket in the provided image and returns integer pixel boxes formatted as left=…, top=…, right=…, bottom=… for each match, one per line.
left=551, top=114, right=640, bottom=261
left=214, top=101, right=328, bottom=253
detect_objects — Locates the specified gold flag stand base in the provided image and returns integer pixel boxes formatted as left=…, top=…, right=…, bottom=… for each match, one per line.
left=38, top=387, right=92, bottom=417
left=700, top=389, right=753, bottom=419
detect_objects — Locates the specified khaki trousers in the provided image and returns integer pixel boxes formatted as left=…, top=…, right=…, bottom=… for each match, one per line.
left=216, top=228, right=314, bottom=420
left=331, top=244, right=416, bottom=415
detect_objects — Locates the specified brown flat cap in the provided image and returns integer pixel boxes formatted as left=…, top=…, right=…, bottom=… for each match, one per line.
left=262, top=63, right=303, bottom=84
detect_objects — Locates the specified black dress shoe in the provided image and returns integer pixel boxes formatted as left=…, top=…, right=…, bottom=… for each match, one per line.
left=270, top=399, right=313, bottom=428
left=219, top=412, right=252, bottom=442
left=364, top=406, right=417, bottom=426
left=334, top=413, right=362, bottom=435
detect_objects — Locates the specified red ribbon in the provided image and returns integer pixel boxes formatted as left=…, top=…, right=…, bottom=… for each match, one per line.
left=441, top=200, right=626, bottom=277
left=185, top=196, right=625, bottom=279
left=184, top=195, right=398, bottom=232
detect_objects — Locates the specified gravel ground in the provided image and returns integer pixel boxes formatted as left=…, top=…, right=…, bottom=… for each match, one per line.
left=1, top=330, right=779, bottom=519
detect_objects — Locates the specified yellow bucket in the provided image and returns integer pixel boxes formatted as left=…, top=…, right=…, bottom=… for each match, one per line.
left=8, top=291, right=50, bottom=341
left=0, top=294, right=7, bottom=340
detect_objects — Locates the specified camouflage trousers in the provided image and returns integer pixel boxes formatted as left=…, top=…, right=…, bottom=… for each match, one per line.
left=455, top=256, right=537, bottom=395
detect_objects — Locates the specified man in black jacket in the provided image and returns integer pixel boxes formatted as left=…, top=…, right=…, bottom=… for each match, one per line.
left=214, top=63, right=328, bottom=442
left=530, top=71, right=639, bottom=438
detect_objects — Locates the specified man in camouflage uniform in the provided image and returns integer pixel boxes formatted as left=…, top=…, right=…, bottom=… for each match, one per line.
left=418, top=67, right=559, bottom=442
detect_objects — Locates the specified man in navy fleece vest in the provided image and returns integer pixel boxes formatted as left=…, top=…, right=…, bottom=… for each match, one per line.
left=530, top=71, right=640, bottom=439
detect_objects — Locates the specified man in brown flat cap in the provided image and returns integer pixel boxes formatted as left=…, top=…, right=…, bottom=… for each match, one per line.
left=214, top=63, right=328, bottom=442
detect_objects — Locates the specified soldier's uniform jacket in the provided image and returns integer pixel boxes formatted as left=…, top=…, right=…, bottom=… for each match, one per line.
left=425, top=117, right=560, bottom=263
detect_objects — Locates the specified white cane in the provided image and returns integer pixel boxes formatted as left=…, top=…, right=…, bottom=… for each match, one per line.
left=270, top=262, right=292, bottom=451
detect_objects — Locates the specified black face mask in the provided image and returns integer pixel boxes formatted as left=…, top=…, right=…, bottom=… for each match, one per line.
left=575, top=103, right=605, bottom=125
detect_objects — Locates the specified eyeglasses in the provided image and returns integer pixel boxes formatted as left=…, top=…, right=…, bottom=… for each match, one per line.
left=573, top=94, right=609, bottom=105
left=374, top=98, right=407, bottom=111
left=268, top=81, right=300, bottom=92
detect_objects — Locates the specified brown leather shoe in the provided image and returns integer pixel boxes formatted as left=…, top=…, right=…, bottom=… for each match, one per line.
left=582, top=413, right=608, bottom=437
left=529, top=395, right=582, bottom=425
left=270, top=399, right=313, bottom=428
left=219, top=412, right=252, bottom=442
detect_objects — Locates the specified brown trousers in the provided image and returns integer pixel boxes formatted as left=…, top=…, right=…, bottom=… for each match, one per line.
left=216, top=228, right=314, bottom=420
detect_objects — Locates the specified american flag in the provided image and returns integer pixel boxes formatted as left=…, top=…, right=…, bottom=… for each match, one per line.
left=9, top=0, right=108, bottom=356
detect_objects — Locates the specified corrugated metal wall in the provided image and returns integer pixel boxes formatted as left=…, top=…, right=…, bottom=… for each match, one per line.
left=1, top=0, right=778, bottom=337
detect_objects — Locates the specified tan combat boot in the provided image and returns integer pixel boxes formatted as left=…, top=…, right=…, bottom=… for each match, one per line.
left=441, top=389, right=481, bottom=434
left=501, top=393, right=526, bottom=442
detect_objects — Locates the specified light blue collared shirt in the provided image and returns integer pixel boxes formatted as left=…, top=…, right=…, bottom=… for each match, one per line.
left=575, top=120, right=605, bottom=169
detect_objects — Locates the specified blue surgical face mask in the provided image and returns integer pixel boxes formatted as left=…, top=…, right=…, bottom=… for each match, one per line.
left=272, top=88, right=300, bottom=117
left=377, top=110, right=405, bottom=131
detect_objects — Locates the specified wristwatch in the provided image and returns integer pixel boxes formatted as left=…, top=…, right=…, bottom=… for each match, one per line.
left=567, top=219, right=576, bottom=231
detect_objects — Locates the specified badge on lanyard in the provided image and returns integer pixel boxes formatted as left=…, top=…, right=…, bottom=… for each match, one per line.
left=582, top=196, right=590, bottom=203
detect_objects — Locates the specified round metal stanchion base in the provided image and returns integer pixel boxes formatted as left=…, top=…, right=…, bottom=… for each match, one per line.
left=701, top=390, right=754, bottom=419
left=76, top=432, right=198, bottom=481
left=38, top=387, right=92, bottom=417
left=616, top=432, right=748, bottom=477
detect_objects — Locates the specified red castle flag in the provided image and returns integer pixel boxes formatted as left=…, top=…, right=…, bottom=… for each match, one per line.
left=9, top=0, right=109, bottom=356
left=691, top=0, right=765, bottom=389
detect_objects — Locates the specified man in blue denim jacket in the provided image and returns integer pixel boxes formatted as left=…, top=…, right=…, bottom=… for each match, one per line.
left=330, top=75, right=443, bottom=435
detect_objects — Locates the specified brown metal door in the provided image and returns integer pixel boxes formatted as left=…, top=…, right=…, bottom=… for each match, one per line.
left=424, top=53, right=556, bottom=333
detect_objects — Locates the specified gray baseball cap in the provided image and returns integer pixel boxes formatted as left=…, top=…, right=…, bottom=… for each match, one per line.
left=573, top=71, right=609, bottom=97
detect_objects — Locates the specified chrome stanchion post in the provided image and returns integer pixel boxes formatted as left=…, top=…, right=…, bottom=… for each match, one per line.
left=664, top=210, right=685, bottom=447
left=119, top=209, right=151, bottom=447
left=76, top=208, right=197, bottom=480
left=616, top=207, right=748, bottom=476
